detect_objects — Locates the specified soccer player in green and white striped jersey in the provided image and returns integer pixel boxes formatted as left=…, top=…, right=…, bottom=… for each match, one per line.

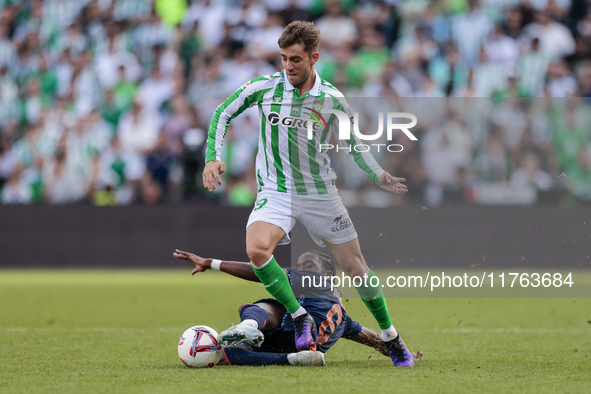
left=203, top=21, right=413, bottom=366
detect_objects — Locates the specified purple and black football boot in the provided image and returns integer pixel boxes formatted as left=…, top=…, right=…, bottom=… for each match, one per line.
left=385, top=334, right=414, bottom=367
left=293, top=313, right=317, bottom=351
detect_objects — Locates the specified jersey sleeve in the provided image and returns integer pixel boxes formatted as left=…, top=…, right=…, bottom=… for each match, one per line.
left=205, top=77, right=272, bottom=162
left=341, top=315, right=363, bottom=339
left=330, top=96, right=385, bottom=187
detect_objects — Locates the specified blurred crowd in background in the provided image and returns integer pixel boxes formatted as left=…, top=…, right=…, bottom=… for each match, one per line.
left=1, top=0, right=591, bottom=207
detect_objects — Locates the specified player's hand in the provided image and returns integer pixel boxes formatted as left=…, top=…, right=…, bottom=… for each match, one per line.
left=173, top=249, right=210, bottom=275
left=413, top=350, right=423, bottom=361
left=379, top=172, right=408, bottom=194
left=202, top=160, right=226, bottom=192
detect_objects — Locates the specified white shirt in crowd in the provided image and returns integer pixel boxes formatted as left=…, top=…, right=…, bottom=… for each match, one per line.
left=484, top=34, right=519, bottom=67
left=510, top=168, right=553, bottom=190
left=521, top=22, right=576, bottom=60
left=137, top=75, right=174, bottom=113
left=452, top=11, right=493, bottom=66
left=118, top=111, right=160, bottom=155
left=315, top=16, right=358, bottom=47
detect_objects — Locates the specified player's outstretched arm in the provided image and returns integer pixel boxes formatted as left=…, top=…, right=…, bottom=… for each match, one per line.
left=348, top=327, right=390, bottom=357
left=378, top=172, right=408, bottom=194
left=173, top=249, right=260, bottom=282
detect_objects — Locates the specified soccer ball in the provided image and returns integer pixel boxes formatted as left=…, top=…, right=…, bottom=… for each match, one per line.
left=177, top=325, right=223, bottom=368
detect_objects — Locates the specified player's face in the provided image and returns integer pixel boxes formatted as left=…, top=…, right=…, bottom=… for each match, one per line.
left=280, top=44, right=318, bottom=89
left=296, top=252, right=328, bottom=275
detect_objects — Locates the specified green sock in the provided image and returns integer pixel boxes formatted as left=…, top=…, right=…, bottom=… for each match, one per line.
left=356, top=268, right=393, bottom=330
left=253, top=256, right=301, bottom=314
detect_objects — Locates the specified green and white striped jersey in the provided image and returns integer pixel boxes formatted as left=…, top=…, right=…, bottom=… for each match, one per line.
left=206, top=69, right=384, bottom=195
left=517, top=52, right=551, bottom=97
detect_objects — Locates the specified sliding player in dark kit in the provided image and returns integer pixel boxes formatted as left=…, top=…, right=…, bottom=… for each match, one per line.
left=173, top=249, right=421, bottom=366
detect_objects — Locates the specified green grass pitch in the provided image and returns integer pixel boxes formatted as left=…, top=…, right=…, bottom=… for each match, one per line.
left=1, top=269, right=590, bottom=393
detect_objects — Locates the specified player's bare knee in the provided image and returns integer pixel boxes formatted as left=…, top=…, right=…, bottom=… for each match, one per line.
left=338, top=255, right=366, bottom=277
left=246, top=244, right=272, bottom=266
left=343, top=265, right=367, bottom=281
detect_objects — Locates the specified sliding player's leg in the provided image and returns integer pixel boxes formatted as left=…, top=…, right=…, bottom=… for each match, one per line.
left=218, top=301, right=285, bottom=346
left=246, top=220, right=317, bottom=350
left=219, top=346, right=325, bottom=367
left=324, top=238, right=413, bottom=367
left=218, top=302, right=324, bottom=367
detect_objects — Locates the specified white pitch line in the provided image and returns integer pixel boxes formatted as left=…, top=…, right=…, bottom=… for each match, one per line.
left=432, top=327, right=590, bottom=334
left=0, top=327, right=588, bottom=334
left=0, top=327, right=185, bottom=333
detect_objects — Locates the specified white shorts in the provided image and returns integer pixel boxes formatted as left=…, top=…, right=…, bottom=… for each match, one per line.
left=246, top=190, right=358, bottom=247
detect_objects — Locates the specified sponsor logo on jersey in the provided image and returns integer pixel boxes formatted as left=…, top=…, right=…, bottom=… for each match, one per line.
left=273, top=95, right=282, bottom=103
left=267, top=112, right=322, bottom=131
left=267, top=112, right=280, bottom=125
left=306, top=107, right=328, bottom=131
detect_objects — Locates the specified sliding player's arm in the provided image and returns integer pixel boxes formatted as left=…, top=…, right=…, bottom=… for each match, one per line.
left=346, top=326, right=389, bottom=357
left=203, top=77, right=272, bottom=191
left=173, top=249, right=260, bottom=282
left=333, top=97, right=408, bottom=194
left=339, top=314, right=388, bottom=356
left=343, top=319, right=422, bottom=360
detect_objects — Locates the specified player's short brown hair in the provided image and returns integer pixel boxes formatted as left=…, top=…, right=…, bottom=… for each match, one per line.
left=278, top=21, right=320, bottom=57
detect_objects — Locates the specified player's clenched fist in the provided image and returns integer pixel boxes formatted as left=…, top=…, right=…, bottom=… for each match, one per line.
left=202, top=160, right=226, bottom=192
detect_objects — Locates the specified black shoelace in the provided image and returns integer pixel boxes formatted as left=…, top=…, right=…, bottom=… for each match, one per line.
left=388, top=336, right=406, bottom=360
